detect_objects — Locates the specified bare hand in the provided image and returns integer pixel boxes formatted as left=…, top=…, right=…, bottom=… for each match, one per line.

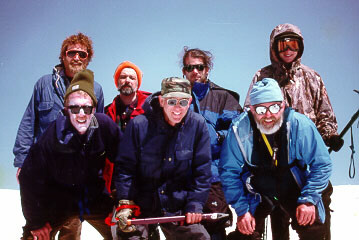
left=296, top=203, right=316, bottom=226
left=185, top=212, right=203, bottom=224
left=237, top=212, right=256, bottom=235
left=30, top=222, right=52, bottom=240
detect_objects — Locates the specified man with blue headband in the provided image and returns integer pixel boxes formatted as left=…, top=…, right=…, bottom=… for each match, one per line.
left=220, top=78, right=332, bottom=240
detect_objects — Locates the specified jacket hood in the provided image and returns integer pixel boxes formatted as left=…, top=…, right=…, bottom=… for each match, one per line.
left=270, top=23, right=304, bottom=66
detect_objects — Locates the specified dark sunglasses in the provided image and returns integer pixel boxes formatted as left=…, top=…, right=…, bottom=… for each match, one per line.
left=166, top=98, right=190, bottom=107
left=277, top=38, right=299, bottom=53
left=67, top=105, right=94, bottom=115
left=65, top=50, right=88, bottom=59
left=254, top=103, right=281, bottom=115
left=183, top=64, right=205, bottom=72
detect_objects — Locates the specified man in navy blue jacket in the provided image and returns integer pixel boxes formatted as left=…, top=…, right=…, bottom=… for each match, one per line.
left=19, top=70, right=121, bottom=240
left=14, top=33, right=104, bottom=239
left=181, top=47, right=243, bottom=239
left=114, top=77, right=212, bottom=240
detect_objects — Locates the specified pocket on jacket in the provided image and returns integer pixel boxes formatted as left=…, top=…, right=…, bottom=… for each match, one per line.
left=37, top=101, right=57, bottom=124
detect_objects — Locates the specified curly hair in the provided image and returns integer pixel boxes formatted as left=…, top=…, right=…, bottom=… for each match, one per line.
left=181, top=46, right=213, bottom=70
left=59, top=32, right=94, bottom=65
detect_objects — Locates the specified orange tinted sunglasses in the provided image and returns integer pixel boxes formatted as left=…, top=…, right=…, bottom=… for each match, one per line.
left=277, top=38, right=299, bottom=52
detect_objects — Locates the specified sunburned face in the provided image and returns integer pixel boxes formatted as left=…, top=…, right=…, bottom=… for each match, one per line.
left=250, top=101, right=285, bottom=135
left=159, top=96, right=192, bottom=126
left=65, top=92, right=94, bottom=135
left=62, top=44, right=89, bottom=78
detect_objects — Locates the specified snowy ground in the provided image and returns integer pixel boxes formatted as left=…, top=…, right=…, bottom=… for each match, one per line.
left=2, top=185, right=358, bottom=239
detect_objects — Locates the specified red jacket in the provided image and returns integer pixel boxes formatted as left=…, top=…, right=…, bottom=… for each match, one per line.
left=105, top=90, right=151, bottom=123
left=103, top=90, right=151, bottom=192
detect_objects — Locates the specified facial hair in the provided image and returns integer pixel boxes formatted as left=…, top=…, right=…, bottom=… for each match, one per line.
left=119, top=84, right=134, bottom=96
left=255, top=114, right=283, bottom=135
left=68, top=60, right=87, bottom=76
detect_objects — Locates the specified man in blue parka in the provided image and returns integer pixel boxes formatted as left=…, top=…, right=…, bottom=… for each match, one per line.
left=13, top=33, right=104, bottom=238
left=114, top=77, right=212, bottom=239
left=19, top=69, right=121, bottom=240
left=181, top=47, right=243, bottom=239
left=219, top=78, right=332, bottom=240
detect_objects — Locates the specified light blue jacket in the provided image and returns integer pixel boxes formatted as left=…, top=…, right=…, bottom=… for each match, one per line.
left=219, top=108, right=332, bottom=223
left=13, top=65, right=104, bottom=167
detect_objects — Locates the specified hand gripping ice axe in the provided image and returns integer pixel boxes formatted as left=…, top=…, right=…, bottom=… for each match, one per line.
left=126, top=213, right=229, bottom=225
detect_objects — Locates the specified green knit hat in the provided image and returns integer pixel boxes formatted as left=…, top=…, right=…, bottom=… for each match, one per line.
left=64, top=69, right=97, bottom=106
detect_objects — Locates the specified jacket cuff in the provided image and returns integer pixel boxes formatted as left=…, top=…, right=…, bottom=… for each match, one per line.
left=184, top=202, right=203, bottom=213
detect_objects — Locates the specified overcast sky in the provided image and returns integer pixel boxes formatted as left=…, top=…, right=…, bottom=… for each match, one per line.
left=1, top=0, right=358, bottom=189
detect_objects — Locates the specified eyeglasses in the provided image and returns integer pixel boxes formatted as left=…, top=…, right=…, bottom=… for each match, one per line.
left=67, top=105, right=94, bottom=115
left=65, top=50, right=88, bottom=59
left=166, top=98, right=190, bottom=107
left=254, top=103, right=281, bottom=115
left=183, top=64, right=205, bottom=72
left=277, top=38, right=299, bottom=53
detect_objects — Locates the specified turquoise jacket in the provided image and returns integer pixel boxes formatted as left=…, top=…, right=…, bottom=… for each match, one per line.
left=219, top=108, right=332, bottom=223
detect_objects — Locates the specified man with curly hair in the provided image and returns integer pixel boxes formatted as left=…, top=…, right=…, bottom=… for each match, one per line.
left=180, top=47, right=243, bottom=239
left=13, top=32, right=104, bottom=239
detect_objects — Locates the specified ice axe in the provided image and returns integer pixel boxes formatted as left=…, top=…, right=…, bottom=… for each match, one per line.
left=328, top=90, right=359, bottom=153
left=126, top=213, right=229, bottom=225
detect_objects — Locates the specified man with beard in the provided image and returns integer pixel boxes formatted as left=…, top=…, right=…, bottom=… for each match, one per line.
left=219, top=78, right=332, bottom=240
left=243, top=23, right=342, bottom=240
left=105, top=61, right=151, bottom=132
left=13, top=32, right=104, bottom=239
left=19, top=69, right=121, bottom=240
left=104, top=61, right=158, bottom=239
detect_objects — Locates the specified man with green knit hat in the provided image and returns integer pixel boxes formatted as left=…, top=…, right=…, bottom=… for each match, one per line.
left=19, top=69, right=122, bottom=240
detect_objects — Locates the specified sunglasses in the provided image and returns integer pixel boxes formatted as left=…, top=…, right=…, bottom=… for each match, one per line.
left=277, top=38, right=299, bottom=53
left=254, top=103, right=281, bottom=115
left=183, top=64, right=205, bottom=72
left=67, top=105, right=94, bottom=115
left=65, top=50, right=88, bottom=59
left=166, top=98, right=190, bottom=107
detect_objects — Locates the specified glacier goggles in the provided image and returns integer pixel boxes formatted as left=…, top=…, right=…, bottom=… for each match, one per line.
left=183, top=64, right=205, bottom=72
left=166, top=98, right=190, bottom=107
left=277, top=38, right=299, bottom=53
left=254, top=103, right=281, bottom=115
left=67, top=105, right=94, bottom=115
left=66, top=50, right=88, bottom=59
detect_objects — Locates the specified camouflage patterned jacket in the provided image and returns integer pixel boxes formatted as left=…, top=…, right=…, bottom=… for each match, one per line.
left=244, top=23, right=338, bottom=145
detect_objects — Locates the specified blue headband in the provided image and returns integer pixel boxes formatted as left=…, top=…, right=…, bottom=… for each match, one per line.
left=250, top=78, right=283, bottom=105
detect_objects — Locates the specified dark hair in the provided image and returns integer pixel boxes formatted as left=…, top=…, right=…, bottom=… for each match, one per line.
left=59, top=32, right=94, bottom=65
left=181, top=46, right=213, bottom=70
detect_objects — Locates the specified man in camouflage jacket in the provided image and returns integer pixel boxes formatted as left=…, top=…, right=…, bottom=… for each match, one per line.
left=243, top=23, right=342, bottom=240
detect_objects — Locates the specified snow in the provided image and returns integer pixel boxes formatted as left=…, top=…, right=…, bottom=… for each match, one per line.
left=1, top=185, right=358, bottom=239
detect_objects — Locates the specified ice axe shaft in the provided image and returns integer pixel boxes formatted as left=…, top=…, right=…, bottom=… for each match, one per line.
left=127, top=213, right=229, bottom=225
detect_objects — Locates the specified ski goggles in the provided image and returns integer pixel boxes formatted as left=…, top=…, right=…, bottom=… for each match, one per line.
left=67, top=105, right=94, bottom=115
left=277, top=38, right=299, bottom=53
left=183, top=64, right=205, bottom=72
left=254, top=103, right=281, bottom=115
left=66, top=50, right=88, bottom=59
left=166, top=98, right=190, bottom=107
